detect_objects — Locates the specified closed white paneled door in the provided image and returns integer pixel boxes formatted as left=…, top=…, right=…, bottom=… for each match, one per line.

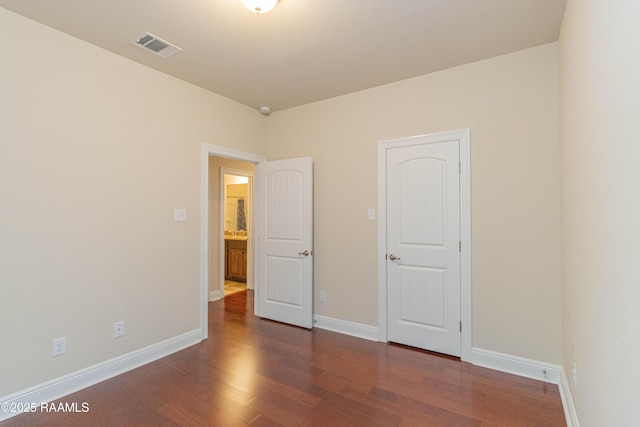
left=255, top=157, right=313, bottom=328
left=386, top=139, right=461, bottom=356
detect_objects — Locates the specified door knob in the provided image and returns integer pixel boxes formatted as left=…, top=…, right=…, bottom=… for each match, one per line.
left=298, top=250, right=310, bottom=256
left=388, top=253, right=400, bottom=261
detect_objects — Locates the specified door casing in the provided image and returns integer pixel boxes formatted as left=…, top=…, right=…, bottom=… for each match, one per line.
left=200, top=144, right=266, bottom=341
left=377, top=129, right=472, bottom=362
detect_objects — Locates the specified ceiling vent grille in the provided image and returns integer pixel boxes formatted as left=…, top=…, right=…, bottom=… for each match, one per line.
left=131, top=32, right=182, bottom=58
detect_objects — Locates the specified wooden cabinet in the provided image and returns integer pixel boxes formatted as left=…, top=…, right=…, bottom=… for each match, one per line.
left=225, top=239, right=247, bottom=282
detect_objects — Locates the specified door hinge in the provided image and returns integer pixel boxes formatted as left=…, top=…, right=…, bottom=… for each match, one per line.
left=459, top=241, right=462, bottom=252
left=459, top=321, right=462, bottom=332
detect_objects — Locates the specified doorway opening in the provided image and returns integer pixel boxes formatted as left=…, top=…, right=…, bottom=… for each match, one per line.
left=222, top=171, right=251, bottom=297
left=207, top=156, right=255, bottom=302
left=199, top=144, right=265, bottom=340
left=199, top=145, right=313, bottom=338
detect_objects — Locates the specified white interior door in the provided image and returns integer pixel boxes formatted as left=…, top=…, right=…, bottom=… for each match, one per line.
left=386, top=139, right=461, bottom=356
left=255, top=157, right=313, bottom=329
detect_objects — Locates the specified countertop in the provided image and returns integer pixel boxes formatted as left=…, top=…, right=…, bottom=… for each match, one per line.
left=225, top=235, right=248, bottom=241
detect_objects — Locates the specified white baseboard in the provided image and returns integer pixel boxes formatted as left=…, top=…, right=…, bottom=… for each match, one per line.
left=472, top=347, right=561, bottom=384
left=313, top=315, right=379, bottom=342
left=0, top=329, right=202, bottom=422
left=559, top=367, right=580, bottom=427
left=209, top=289, right=222, bottom=301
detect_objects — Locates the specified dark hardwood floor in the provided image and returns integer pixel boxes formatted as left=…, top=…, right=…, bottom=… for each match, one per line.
left=2, top=291, right=566, bottom=426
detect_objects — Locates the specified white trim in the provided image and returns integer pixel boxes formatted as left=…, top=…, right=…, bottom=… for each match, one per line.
left=209, top=289, right=222, bottom=301
left=377, top=143, right=388, bottom=342
left=202, top=144, right=266, bottom=164
left=559, top=367, right=580, bottom=427
left=459, top=131, right=472, bottom=362
left=471, top=347, right=561, bottom=384
left=0, top=330, right=201, bottom=422
left=313, top=315, right=379, bottom=342
left=377, top=129, right=472, bottom=362
left=200, top=144, right=266, bottom=339
left=376, top=135, right=392, bottom=343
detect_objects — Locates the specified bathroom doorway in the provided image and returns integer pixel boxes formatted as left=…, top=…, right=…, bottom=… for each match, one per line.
left=223, top=170, right=251, bottom=296
left=207, top=155, right=255, bottom=302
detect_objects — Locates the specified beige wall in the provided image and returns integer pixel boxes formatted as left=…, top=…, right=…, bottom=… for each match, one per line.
left=208, top=157, right=254, bottom=297
left=265, top=43, right=563, bottom=364
left=0, top=8, right=264, bottom=396
left=560, top=0, right=640, bottom=424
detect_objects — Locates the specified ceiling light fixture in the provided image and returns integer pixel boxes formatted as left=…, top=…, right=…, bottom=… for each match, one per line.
left=241, top=0, right=278, bottom=14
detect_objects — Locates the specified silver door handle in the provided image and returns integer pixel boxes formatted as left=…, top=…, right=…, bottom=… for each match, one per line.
left=388, top=253, right=400, bottom=261
left=298, top=250, right=310, bottom=256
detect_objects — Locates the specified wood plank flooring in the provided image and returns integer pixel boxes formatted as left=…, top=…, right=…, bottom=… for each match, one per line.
left=2, top=291, right=566, bottom=426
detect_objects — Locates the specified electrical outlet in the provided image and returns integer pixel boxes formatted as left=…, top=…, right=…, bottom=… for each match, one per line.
left=113, top=321, right=125, bottom=338
left=572, top=361, right=578, bottom=388
left=319, top=291, right=326, bottom=302
left=52, top=337, right=66, bottom=357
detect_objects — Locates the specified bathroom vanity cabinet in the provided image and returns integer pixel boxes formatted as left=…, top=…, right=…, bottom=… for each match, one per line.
left=225, top=239, right=247, bottom=282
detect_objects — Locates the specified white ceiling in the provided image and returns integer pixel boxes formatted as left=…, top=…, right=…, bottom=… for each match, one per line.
left=0, top=0, right=566, bottom=112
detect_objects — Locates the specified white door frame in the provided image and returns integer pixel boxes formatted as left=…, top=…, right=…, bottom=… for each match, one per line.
left=200, top=144, right=266, bottom=340
left=377, top=129, right=472, bottom=362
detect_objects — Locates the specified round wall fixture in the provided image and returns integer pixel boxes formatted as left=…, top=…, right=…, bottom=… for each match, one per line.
left=259, top=106, right=271, bottom=115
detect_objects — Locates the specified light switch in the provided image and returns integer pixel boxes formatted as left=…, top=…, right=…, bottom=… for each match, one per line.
left=368, top=208, right=376, bottom=221
left=174, top=209, right=187, bottom=222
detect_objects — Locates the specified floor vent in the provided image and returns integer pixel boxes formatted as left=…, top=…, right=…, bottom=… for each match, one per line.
left=131, top=32, right=182, bottom=58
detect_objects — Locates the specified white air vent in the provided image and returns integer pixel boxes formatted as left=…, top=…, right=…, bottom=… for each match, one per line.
left=131, top=32, right=182, bottom=58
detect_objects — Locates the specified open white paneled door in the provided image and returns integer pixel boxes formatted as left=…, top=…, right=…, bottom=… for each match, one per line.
left=255, top=157, right=313, bottom=328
